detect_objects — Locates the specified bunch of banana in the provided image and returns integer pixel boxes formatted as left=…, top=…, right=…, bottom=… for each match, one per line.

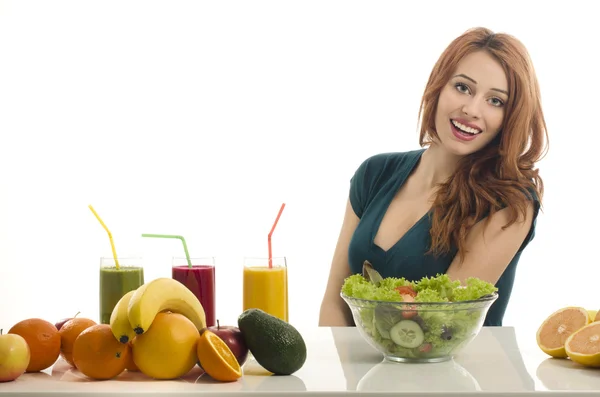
left=110, top=290, right=138, bottom=344
left=109, top=278, right=207, bottom=344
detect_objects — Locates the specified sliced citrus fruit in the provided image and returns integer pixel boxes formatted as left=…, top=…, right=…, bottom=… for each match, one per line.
left=536, top=306, right=590, bottom=358
left=587, top=310, right=598, bottom=322
left=565, top=321, right=600, bottom=367
left=594, top=310, right=600, bottom=323
left=197, top=329, right=242, bottom=382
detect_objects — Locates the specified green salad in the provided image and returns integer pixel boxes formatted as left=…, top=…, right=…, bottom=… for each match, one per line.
left=341, top=267, right=498, bottom=359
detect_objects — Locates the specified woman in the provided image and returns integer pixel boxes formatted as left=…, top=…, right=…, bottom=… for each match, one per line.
left=319, top=27, right=548, bottom=327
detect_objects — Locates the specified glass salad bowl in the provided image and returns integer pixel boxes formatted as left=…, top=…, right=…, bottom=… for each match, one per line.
left=341, top=291, right=498, bottom=363
left=340, top=262, right=499, bottom=363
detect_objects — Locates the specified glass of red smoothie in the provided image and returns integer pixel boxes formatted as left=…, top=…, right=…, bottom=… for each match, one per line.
left=171, top=257, right=216, bottom=327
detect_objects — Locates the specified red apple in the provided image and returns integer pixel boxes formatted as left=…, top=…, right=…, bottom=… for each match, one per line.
left=55, top=311, right=81, bottom=331
left=207, top=320, right=248, bottom=366
left=0, top=329, right=31, bottom=382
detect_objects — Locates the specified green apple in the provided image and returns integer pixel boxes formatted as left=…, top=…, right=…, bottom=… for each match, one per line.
left=0, top=329, right=31, bottom=382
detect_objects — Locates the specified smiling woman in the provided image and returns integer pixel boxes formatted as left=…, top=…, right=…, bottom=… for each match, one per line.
left=319, top=27, right=549, bottom=328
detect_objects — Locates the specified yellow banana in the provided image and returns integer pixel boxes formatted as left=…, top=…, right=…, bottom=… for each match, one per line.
left=127, top=277, right=206, bottom=335
left=109, top=289, right=137, bottom=344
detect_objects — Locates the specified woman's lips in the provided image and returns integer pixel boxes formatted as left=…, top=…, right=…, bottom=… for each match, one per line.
left=450, top=119, right=479, bottom=142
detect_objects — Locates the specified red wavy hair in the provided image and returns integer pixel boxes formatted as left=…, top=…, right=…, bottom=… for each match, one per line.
left=418, top=27, right=549, bottom=262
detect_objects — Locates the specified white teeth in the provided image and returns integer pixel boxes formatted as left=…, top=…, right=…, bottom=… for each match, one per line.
left=451, top=120, right=481, bottom=135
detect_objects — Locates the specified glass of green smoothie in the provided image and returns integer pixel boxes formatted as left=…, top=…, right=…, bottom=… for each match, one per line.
left=99, top=257, right=145, bottom=324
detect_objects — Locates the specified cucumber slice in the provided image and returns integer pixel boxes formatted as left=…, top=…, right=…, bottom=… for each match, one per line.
left=389, top=320, right=425, bottom=349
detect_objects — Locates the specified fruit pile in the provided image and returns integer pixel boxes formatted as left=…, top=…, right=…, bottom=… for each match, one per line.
left=0, top=278, right=307, bottom=383
left=537, top=307, right=600, bottom=367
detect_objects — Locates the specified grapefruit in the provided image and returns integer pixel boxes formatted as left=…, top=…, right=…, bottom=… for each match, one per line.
left=565, top=321, right=600, bottom=367
left=131, top=312, right=199, bottom=379
left=536, top=306, right=590, bottom=358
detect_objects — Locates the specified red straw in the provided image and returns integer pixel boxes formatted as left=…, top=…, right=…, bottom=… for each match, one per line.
left=268, top=203, right=286, bottom=268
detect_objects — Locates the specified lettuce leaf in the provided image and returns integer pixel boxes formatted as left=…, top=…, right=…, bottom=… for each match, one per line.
left=341, top=274, right=415, bottom=302
left=414, top=288, right=448, bottom=302
left=414, top=274, right=460, bottom=300
left=342, top=273, right=497, bottom=303
left=453, top=277, right=498, bottom=301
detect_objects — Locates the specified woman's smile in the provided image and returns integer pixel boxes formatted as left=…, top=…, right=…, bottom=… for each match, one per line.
left=450, top=118, right=483, bottom=142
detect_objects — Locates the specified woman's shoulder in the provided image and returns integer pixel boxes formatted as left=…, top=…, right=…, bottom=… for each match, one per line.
left=349, top=148, right=425, bottom=218
left=352, top=148, right=425, bottom=180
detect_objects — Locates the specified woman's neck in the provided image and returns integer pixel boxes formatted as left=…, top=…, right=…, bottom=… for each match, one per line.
left=416, top=143, right=463, bottom=190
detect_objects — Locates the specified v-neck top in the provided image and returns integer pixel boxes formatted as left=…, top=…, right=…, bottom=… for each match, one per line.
left=347, top=149, right=540, bottom=326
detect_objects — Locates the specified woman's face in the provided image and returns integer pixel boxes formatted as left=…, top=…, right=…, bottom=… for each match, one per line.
left=434, top=50, right=509, bottom=156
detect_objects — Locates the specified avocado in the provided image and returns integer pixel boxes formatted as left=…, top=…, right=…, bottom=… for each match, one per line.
left=238, top=308, right=307, bottom=375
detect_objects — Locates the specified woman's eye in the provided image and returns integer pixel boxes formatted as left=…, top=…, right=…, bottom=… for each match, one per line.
left=455, top=83, right=470, bottom=94
left=489, top=97, right=504, bottom=107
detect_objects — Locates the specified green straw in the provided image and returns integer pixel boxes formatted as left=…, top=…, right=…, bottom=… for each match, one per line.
left=141, top=234, right=192, bottom=268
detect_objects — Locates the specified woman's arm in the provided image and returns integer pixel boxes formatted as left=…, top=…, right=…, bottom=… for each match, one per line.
left=446, top=201, right=536, bottom=285
left=319, top=198, right=360, bottom=326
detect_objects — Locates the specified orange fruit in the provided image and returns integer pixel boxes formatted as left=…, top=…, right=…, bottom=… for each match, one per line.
left=132, top=312, right=199, bottom=379
left=58, top=317, right=97, bottom=367
left=565, top=321, right=600, bottom=367
left=8, top=318, right=61, bottom=372
left=72, top=324, right=128, bottom=380
left=536, top=306, right=590, bottom=358
left=125, top=341, right=138, bottom=371
left=197, top=329, right=242, bottom=382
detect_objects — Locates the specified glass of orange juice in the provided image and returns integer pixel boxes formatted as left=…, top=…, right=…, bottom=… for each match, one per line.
left=242, top=257, right=288, bottom=322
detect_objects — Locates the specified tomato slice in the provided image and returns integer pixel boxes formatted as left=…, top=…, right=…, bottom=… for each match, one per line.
left=395, top=286, right=418, bottom=318
left=419, top=342, right=433, bottom=353
left=395, top=286, right=417, bottom=297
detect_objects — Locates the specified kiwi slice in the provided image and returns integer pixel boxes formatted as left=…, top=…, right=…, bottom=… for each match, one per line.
left=389, top=319, right=425, bottom=349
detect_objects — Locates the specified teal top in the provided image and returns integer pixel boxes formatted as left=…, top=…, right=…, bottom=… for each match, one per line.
left=347, top=149, right=539, bottom=326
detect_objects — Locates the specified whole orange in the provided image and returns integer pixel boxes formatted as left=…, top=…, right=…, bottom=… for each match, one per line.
left=132, top=312, right=199, bottom=379
left=72, top=324, right=128, bottom=380
left=125, top=341, right=138, bottom=371
left=58, top=317, right=97, bottom=367
left=8, top=318, right=61, bottom=372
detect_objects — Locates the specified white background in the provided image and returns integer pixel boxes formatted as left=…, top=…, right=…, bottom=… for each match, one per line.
left=0, top=0, right=597, bottom=352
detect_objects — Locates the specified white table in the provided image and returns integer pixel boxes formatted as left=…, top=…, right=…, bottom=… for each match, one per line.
left=1, top=326, right=598, bottom=396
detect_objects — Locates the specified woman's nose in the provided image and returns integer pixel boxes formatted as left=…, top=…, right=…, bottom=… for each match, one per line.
left=461, top=98, right=482, bottom=119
